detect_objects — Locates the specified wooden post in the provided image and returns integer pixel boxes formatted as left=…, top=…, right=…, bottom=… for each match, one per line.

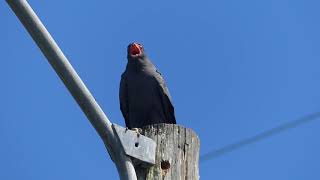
left=135, top=124, right=200, bottom=180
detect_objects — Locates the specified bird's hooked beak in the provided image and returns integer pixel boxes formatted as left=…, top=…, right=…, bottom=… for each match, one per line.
left=129, top=43, right=143, bottom=56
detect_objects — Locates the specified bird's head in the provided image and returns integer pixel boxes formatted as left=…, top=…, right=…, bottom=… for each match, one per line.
left=127, top=42, right=144, bottom=59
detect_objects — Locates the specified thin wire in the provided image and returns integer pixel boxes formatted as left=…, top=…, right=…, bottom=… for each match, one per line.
left=200, top=112, right=320, bottom=163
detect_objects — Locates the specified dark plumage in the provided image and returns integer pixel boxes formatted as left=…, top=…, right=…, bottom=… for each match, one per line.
left=119, top=42, right=176, bottom=128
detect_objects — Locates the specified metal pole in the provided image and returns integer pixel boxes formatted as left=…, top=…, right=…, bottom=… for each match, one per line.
left=6, top=0, right=137, bottom=179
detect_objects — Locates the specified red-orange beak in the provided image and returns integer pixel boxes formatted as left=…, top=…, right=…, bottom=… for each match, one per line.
left=129, top=43, right=142, bottom=56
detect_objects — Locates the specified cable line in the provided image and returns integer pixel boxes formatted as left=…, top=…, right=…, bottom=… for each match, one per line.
left=201, top=112, right=320, bottom=163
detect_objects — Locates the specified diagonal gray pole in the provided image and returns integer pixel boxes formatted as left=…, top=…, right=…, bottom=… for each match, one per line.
left=6, top=0, right=137, bottom=179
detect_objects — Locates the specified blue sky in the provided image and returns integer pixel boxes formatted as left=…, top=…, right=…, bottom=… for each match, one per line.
left=1, top=0, right=320, bottom=179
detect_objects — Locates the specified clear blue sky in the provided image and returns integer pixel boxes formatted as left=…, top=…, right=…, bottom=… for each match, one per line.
left=1, top=0, right=320, bottom=179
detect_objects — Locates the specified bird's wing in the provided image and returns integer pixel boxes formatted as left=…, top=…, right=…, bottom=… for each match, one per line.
left=154, top=70, right=176, bottom=124
left=119, top=74, right=130, bottom=127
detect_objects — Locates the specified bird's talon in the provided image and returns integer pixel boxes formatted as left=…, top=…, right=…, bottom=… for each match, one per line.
left=131, top=128, right=139, bottom=134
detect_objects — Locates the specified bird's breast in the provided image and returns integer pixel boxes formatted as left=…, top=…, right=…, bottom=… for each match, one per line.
left=126, top=72, right=159, bottom=107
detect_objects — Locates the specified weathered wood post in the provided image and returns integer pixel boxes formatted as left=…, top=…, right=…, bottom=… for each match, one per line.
left=135, top=124, right=200, bottom=180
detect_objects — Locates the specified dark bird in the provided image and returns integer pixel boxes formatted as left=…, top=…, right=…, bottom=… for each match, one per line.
left=120, top=42, right=176, bottom=129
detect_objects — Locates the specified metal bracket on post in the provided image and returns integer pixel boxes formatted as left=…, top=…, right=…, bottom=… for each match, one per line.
left=112, top=124, right=156, bottom=167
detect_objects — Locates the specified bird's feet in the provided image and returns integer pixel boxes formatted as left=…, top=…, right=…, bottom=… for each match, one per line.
left=131, top=128, right=141, bottom=137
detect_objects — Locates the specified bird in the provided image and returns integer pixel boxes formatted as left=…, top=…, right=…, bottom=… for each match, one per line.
left=119, top=42, right=176, bottom=129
